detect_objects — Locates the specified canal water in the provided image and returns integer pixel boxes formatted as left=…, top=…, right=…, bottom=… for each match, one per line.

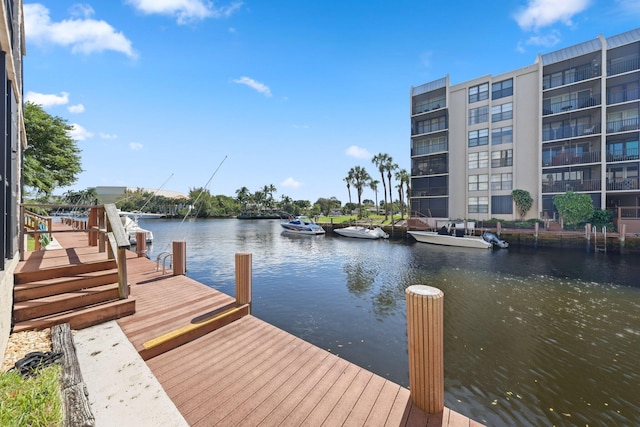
left=140, top=218, right=640, bottom=426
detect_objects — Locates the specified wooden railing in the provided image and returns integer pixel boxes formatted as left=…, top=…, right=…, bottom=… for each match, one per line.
left=22, top=208, right=52, bottom=251
left=19, top=203, right=131, bottom=299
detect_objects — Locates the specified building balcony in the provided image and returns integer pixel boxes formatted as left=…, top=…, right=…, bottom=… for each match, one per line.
left=542, top=123, right=601, bottom=141
left=607, top=86, right=640, bottom=105
left=543, top=63, right=600, bottom=90
left=412, top=186, right=448, bottom=197
left=608, top=56, right=640, bottom=77
left=412, top=100, right=446, bottom=115
left=542, top=93, right=601, bottom=115
left=606, top=147, right=639, bottom=162
left=607, top=178, right=639, bottom=191
left=543, top=150, right=601, bottom=167
left=606, top=117, right=639, bottom=133
left=542, top=179, right=602, bottom=193
left=412, top=165, right=448, bottom=176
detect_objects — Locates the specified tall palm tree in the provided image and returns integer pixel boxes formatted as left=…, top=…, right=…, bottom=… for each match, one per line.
left=372, top=153, right=390, bottom=221
left=395, top=169, right=410, bottom=219
left=350, top=166, right=372, bottom=218
left=235, top=187, right=251, bottom=211
left=384, top=157, right=398, bottom=222
left=369, top=179, right=380, bottom=214
left=344, top=172, right=354, bottom=205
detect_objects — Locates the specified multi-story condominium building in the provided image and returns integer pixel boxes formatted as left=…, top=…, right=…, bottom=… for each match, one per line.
left=1, top=0, right=26, bottom=358
left=410, top=28, right=640, bottom=224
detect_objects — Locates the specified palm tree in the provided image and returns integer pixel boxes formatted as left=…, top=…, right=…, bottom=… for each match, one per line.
left=350, top=166, right=372, bottom=218
left=369, top=179, right=380, bottom=214
left=344, top=173, right=354, bottom=205
left=372, top=153, right=390, bottom=221
left=235, top=187, right=251, bottom=211
left=395, top=169, right=409, bottom=219
left=384, top=157, right=398, bottom=222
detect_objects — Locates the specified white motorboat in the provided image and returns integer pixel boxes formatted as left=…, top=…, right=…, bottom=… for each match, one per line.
left=408, top=230, right=492, bottom=249
left=280, top=216, right=325, bottom=235
left=334, top=226, right=389, bottom=240
left=120, top=214, right=153, bottom=245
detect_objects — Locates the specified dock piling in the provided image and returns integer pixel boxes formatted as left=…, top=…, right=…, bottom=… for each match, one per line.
left=406, top=285, right=444, bottom=414
left=235, top=253, right=252, bottom=312
left=172, top=241, right=186, bottom=275
left=136, top=232, right=147, bottom=257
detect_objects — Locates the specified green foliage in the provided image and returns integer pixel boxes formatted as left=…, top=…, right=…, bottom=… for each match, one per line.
left=313, top=197, right=341, bottom=216
left=511, top=189, right=533, bottom=219
left=0, top=365, right=63, bottom=426
left=553, top=191, right=595, bottom=227
left=590, top=209, right=615, bottom=231
left=24, top=102, right=82, bottom=196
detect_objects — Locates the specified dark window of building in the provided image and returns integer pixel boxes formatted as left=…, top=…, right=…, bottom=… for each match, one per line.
left=468, top=128, right=489, bottom=147
left=492, top=79, right=513, bottom=99
left=469, top=83, right=489, bottom=103
left=492, top=195, right=513, bottom=214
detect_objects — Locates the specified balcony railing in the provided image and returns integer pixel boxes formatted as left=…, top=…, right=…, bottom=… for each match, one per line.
left=412, top=142, right=447, bottom=156
left=491, top=158, right=513, bottom=168
left=543, top=64, right=600, bottom=90
left=542, top=179, right=601, bottom=193
left=542, top=93, right=601, bottom=115
left=412, top=122, right=447, bottom=136
left=412, top=186, right=448, bottom=197
left=413, top=100, right=446, bottom=115
left=607, top=86, right=640, bottom=105
left=606, top=117, right=639, bottom=133
left=542, top=123, right=601, bottom=141
left=606, top=147, right=639, bottom=162
left=543, top=150, right=601, bottom=167
left=607, top=178, right=639, bottom=191
left=412, top=165, right=448, bottom=176
left=608, top=56, right=640, bottom=76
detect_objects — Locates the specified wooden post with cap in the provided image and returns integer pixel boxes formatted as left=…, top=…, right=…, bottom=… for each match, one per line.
left=406, top=285, right=444, bottom=414
left=235, top=253, right=252, bottom=313
left=172, top=241, right=186, bottom=275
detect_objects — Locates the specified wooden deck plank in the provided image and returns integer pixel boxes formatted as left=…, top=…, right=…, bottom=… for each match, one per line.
left=385, top=387, right=412, bottom=426
left=344, top=373, right=388, bottom=426
left=252, top=352, right=340, bottom=426
left=188, top=335, right=313, bottom=425
left=321, top=369, right=375, bottom=426
left=279, top=357, right=352, bottom=426
left=297, top=362, right=362, bottom=425
left=365, top=379, right=402, bottom=426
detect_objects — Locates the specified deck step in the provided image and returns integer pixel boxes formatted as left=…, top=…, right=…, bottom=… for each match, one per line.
left=13, top=270, right=119, bottom=302
left=139, top=303, right=250, bottom=360
left=12, top=298, right=136, bottom=333
left=14, top=259, right=117, bottom=284
left=13, top=283, right=120, bottom=322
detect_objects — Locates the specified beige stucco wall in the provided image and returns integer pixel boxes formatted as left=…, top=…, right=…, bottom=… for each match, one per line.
left=0, top=254, right=19, bottom=361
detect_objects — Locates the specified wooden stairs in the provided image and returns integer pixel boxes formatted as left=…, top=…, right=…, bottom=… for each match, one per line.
left=12, top=259, right=136, bottom=333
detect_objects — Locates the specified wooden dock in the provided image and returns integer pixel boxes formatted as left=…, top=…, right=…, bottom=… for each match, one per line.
left=18, top=223, right=483, bottom=426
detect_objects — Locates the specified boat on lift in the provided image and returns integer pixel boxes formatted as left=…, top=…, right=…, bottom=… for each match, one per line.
left=280, top=216, right=325, bottom=235
left=334, top=226, right=389, bottom=240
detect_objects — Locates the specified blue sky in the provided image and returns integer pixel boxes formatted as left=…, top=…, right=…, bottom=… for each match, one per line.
left=24, top=0, right=640, bottom=203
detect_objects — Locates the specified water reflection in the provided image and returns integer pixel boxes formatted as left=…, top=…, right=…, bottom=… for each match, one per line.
left=140, top=218, right=640, bottom=426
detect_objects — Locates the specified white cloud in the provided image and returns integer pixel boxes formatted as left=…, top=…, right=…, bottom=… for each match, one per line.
left=99, top=132, right=118, bottom=140
left=25, top=91, right=69, bottom=107
left=68, top=123, right=93, bottom=141
left=233, top=76, right=272, bottom=97
left=514, top=0, right=590, bottom=31
left=68, top=104, right=85, bottom=113
left=129, top=142, right=144, bottom=151
left=281, top=177, right=301, bottom=189
left=524, top=31, right=562, bottom=48
left=24, top=4, right=136, bottom=58
left=345, top=145, right=371, bottom=159
left=126, top=0, right=243, bottom=24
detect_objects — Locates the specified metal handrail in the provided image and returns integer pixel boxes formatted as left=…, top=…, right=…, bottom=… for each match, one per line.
left=156, top=251, right=173, bottom=274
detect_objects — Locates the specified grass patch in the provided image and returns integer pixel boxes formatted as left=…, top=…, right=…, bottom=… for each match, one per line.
left=316, top=214, right=403, bottom=225
left=0, top=365, right=63, bottom=427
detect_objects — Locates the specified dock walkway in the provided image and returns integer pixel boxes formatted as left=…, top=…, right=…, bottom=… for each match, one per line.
left=18, top=222, right=483, bottom=426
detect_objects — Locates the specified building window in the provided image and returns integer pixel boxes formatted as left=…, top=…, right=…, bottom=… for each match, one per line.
left=413, top=136, right=448, bottom=156
left=468, top=197, right=489, bottom=213
left=468, top=128, right=489, bottom=147
left=468, top=151, right=489, bottom=169
left=492, top=195, right=513, bottom=214
left=469, top=106, right=489, bottom=125
left=491, top=103, right=513, bottom=122
left=468, top=174, right=489, bottom=191
left=491, top=149, right=513, bottom=168
left=491, top=173, right=513, bottom=190
left=469, top=83, right=489, bottom=103
left=492, top=79, right=513, bottom=99
left=491, top=126, right=512, bottom=145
